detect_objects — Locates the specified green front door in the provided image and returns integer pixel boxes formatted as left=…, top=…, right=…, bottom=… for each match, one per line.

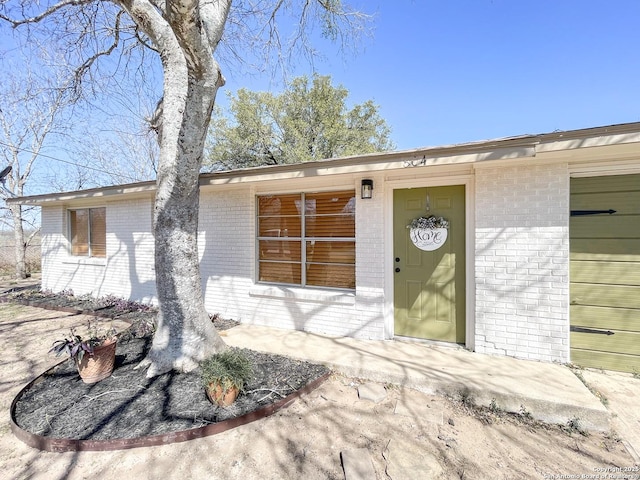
left=393, top=186, right=466, bottom=343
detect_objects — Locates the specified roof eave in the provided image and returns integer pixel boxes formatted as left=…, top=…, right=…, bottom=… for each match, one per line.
left=6, top=181, right=156, bottom=206
left=9, top=121, right=640, bottom=205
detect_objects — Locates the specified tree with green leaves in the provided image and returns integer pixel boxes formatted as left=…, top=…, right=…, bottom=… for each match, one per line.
left=206, top=74, right=394, bottom=170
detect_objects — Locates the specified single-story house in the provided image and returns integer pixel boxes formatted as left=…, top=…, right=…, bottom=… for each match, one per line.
left=10, top=122, right=640, bottom=373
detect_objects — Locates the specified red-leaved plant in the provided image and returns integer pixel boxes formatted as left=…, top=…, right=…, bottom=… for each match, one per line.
left=49, top=323, right=117, bottom=363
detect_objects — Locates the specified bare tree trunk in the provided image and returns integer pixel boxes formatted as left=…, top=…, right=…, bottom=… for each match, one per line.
left=10, top=204, right=27, bottom=279
left=1, top=0, right=364, bottom=378
left=141, top=76, right=227, bottom=376
left=128, top=0, right=230, bottom=377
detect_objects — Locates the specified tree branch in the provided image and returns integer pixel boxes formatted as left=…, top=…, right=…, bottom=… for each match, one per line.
left=0, top=0, right=94, bottom=27
left=200, top=0, right=232, bottom=51
left=70, top=9, right=125, bottom=99
left=134, top=25, right=158, bottom=53
left=25, top=227, right=41, bottom=246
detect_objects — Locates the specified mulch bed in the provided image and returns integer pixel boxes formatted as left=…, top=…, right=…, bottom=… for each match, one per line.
left=13, top=337, right=329, bottom=441
left=7, top=287, right=331, bottom=443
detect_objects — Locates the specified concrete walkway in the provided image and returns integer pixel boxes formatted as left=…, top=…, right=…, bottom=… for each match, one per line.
left=226, top=323, right=640, bottom=462
left=224, top=324, right=611, bottom=432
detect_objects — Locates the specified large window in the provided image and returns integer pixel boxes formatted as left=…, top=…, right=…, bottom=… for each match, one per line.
left=257, top=190, right=355, bottom=289
left=69, top=207, right=106, bottom=258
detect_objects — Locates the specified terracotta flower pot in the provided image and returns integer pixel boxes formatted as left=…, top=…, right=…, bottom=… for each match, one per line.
left=206, top=382, right=239, bottom=407
left=76, top=339, right=117, bottom=384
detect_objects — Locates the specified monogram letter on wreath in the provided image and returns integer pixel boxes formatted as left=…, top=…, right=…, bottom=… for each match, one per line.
left=407, top=215, right=449, bottom=251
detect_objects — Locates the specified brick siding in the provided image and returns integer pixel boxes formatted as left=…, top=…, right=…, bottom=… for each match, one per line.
left=474, top=163, right=570, bottom=362
left=198, top=184, right=387, bottom=340
left=39, top=164, right=573, bottom=359
left=41, top=199, right=156, bottom=303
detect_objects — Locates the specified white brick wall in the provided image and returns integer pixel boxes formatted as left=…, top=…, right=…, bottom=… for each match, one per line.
left=40, top=164, right=573, bottom=359
left=354, top=178, right=386, bottom=339
left=41, top=205, right=69, bottom=292
left=198, top=184, right=387, bottom=340
left=40, top=199, right=156, bottom=303
left=199, top=189, right=255, bottom=319
left=102, top=199, right=156, bottom=303
left=474, top=163, right=570, bottom=362
left=40, top=186, right=387, bottom=340
left=41, top=205, right=107, bottom=295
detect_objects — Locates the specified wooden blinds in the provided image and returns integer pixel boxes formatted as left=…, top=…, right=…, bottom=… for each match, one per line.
left=70, top=209, right=89, bottom=256
left=89, top=208, right=107, bottom=258
left=257, top=190, right=355, bottom=289
left=70, top=207, right=106, bottom=258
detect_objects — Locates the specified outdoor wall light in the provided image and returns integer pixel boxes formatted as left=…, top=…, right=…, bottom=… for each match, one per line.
left=361, top=179, right=373, bottom=199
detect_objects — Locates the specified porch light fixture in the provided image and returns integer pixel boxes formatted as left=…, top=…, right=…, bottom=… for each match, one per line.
left=361, top=179, right=373, bottom=199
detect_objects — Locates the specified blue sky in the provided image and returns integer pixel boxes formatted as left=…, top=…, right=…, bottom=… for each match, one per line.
left=1, top=0, right=639, bottom=186
left=221, top=0, right=640, bottom=150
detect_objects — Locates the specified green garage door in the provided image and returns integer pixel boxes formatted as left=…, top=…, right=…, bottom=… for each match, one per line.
left=570, top=174, right=640, bottom=373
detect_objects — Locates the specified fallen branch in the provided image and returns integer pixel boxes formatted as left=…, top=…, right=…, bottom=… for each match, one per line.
left=246, top=388, right=288, bottom=403
left=83, top=386, right=146, bottom=401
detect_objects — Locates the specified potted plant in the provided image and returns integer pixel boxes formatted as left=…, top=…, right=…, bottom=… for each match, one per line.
left=49, top=322, right=118, bottom=384
left=201, top=349, right=252, bottom=407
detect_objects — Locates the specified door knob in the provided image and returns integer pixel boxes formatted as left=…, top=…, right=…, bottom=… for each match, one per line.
left=395, top=267, right=400, bottom=273
left=395, top=257, right=400, bottom=262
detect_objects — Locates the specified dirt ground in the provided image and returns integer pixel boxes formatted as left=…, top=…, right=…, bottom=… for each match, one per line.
left=0, top=301, right=637, bottom=480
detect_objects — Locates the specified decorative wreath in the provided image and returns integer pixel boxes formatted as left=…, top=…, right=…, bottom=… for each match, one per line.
left=407, top=215, right=449, bottom=230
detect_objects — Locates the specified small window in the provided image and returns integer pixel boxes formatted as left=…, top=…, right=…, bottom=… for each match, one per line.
left=69, top=207, right=106, bottom=258
left=257, top=190, right=355, bottom=289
